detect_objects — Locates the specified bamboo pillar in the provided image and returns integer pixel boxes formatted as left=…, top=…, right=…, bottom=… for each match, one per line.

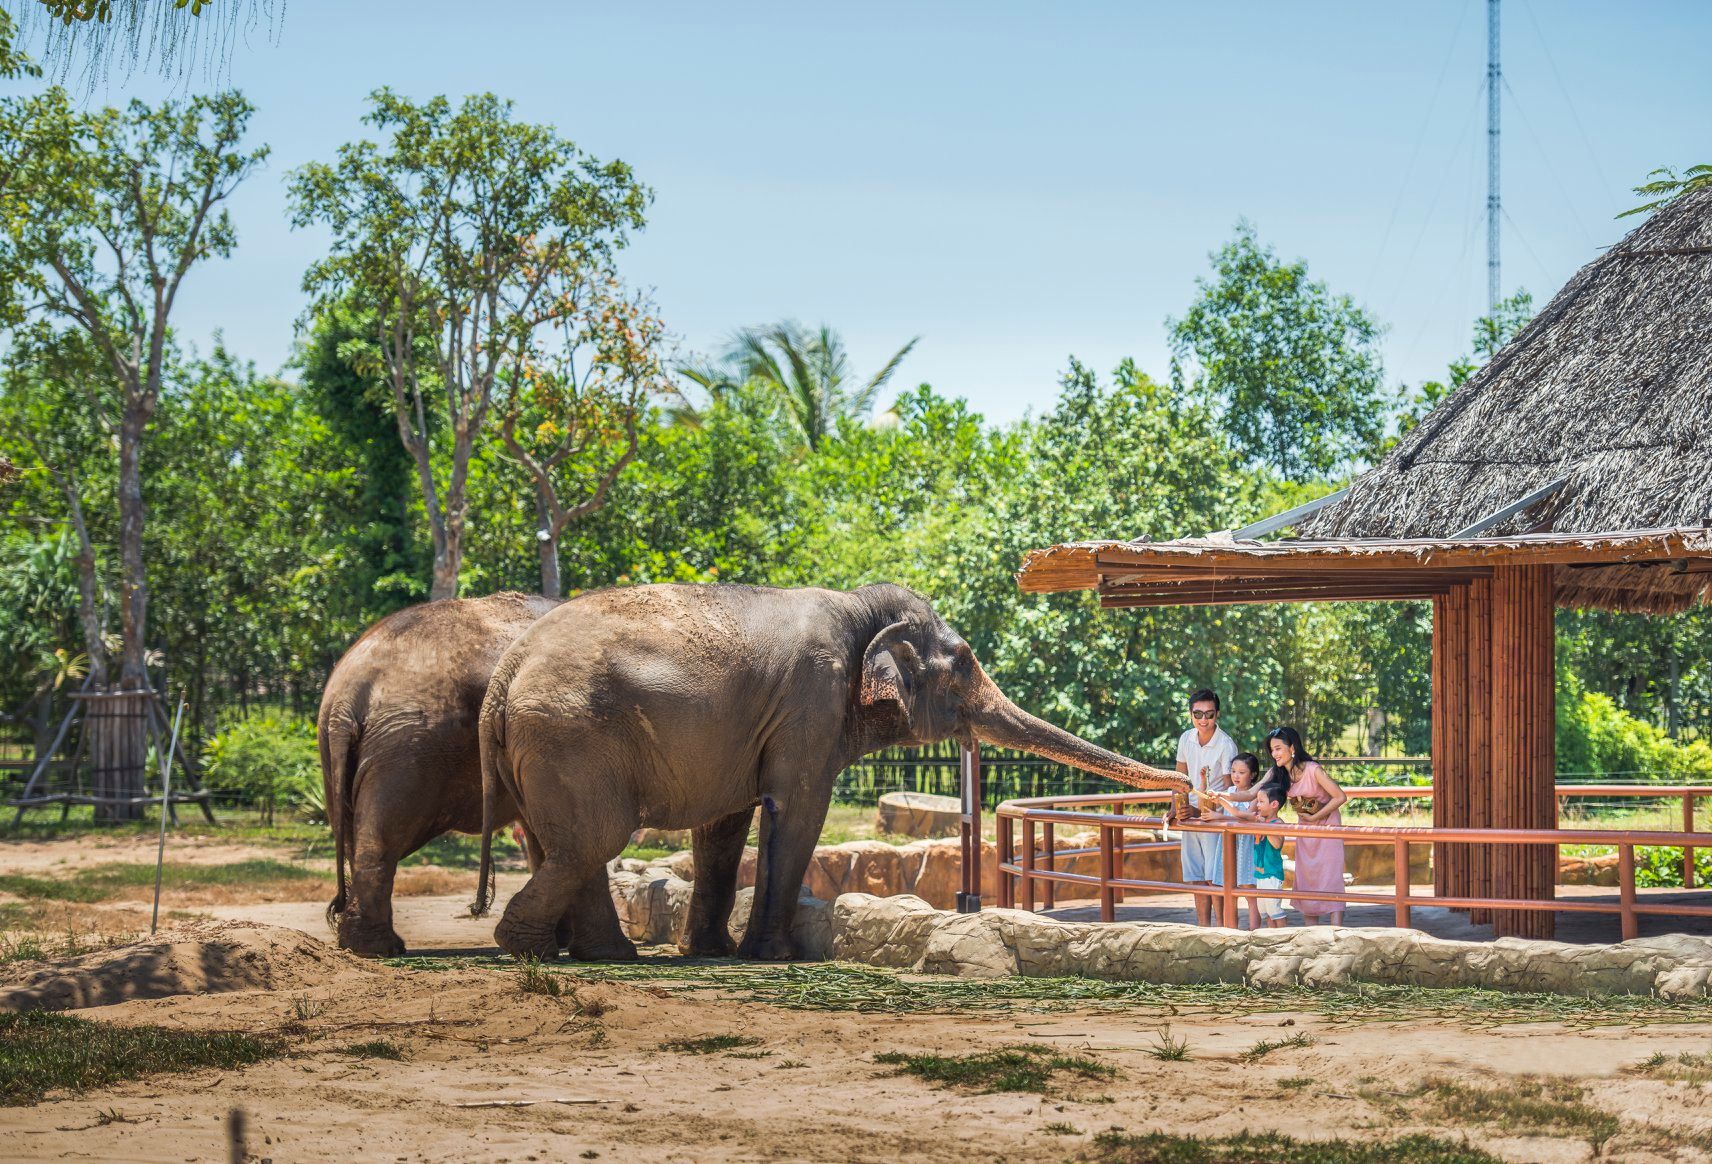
left=1432, top=580, right=1492, bottom=914
left=1488, top=565, right=1557, bottom=940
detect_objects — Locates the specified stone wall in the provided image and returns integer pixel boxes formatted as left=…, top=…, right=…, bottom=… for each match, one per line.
left=599, top=877, right=1712, bottom=999
left=828, top=893, right=1712, bottom=999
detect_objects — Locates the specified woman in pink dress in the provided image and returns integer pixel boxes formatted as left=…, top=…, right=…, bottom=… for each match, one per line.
left=1266, top=727, right=1348, bottom=925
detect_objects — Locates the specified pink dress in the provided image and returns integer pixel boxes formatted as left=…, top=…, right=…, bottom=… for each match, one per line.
left=1288, top=762, right=1344, bottom=920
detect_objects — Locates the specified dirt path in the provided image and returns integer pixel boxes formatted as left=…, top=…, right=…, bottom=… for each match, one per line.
left=6, top=925, right=1712, bottom=1162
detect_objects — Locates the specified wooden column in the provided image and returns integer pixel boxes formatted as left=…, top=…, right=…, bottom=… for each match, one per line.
left=1432, top=579, right=1492, bottom=916
left=1488, top=565, right=1557, bottom=940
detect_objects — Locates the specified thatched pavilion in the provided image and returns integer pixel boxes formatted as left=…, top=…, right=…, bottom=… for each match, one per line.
left=1018, top=187, right=1712, bottom=940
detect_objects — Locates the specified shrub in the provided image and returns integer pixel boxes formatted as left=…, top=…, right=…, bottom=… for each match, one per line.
left=200, top=710, right=321, bottom=825
left=1557, top=675, right=1712, bottom=784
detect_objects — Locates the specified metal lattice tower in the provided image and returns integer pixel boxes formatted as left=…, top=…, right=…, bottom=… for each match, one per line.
left=1487, top=0, right=1501, bottom=313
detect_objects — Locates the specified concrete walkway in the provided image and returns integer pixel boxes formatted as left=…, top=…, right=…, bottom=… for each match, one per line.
left=1040, top=883, right=1712, bottom=943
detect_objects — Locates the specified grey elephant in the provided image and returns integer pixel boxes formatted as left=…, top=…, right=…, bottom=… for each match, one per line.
left=473, top=582, right=1190, bottom=961
left=319, top=591, right=557, bottom=956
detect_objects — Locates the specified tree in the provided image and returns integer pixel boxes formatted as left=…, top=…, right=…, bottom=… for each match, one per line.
left=0, top=327, right=114, bottom=687
left=1169, top=223, right=1388, bottom=481
left=498, top=278, right=667, bottom=598
left=7, top=0, right=279, bottom=86
left=0, top=89, right=265, bottom=691
left=724, top=321, right=918, bottom=452
left=0, top=88, right=264, bottom=816
left=288, top=89, right=651, bottom=600
left=296, top=296, right=428, bottom=614
left=1620, top=163, right=1712, bottom=219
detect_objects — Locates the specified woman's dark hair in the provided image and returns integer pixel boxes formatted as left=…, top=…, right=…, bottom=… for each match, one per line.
left=1232, top=752, right=1262, bottom=779
left=1266, top=726, right=1313, bottom=768
left=1187, top=687, right=1220, bottom=712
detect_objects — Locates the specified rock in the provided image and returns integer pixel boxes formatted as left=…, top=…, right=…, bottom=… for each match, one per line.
left=876, top=790, right=963, bottom=839
left=820, top=894, right=1712, bottom=998
left=715, top=887, right=832, bottom=959
left=662, top=850, right=696, bottom=881
left=1558, top=853, right=1620, bottom=887
left=1345, top=842, right=1433, bottom=886
left=631, top=828, right=691, bottom=850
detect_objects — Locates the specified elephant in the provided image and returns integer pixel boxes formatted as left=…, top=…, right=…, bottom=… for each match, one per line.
left=319, top=591, right=558, bottom=956
left=473, top=581, right=1191, bottom=962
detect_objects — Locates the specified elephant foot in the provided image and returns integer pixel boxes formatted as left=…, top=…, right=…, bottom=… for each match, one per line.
left=555, top=918, right=574, bottom=954
left=681, top=929, right=738, bottom=958
left=495, top=914, right=562, bottom=962
left=567, top=936, right=638, bottom=963
left=737, top=932, right=796, bottom=961
left=337, top=918, right=406, bottom=959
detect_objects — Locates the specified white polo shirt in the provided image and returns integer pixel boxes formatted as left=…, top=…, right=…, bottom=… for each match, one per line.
left=1176, top=726, right=1238, bottom=810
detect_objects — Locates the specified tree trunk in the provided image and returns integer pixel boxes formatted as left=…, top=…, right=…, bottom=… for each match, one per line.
left=534, top=483, right=561, bottom=600
left=97, top=402, right=150, bottom=821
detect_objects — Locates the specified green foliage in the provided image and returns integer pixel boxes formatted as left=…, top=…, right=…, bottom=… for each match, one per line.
left=1633, top=847, right=1712, bottom=890
left=0, top=859, right=321, bottom=903
left=0, top=1010, right=277, bottom=1106
left=874, top=1043, right=1115, bottom=1093
left=200, top=711, right=322, bottom=824
left=1170, top=222, right=1388, bottom=479
left=1620, top=163, right=1712, bottom=218
left=1086, top=1131, right=1501, bottom=1163
left=1557, top=672, right=1712, bottom=782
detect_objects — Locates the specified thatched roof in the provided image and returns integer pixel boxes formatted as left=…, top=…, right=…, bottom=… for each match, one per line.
left=1301, top=186, right=1712, bottom=614
left=1017, top=528, right=1712, bottom=611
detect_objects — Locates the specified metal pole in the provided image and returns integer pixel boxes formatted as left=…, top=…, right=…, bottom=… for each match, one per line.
left=1487, top=0, right=1501, bottom=314
left=151, top=698, right=184, bottom=935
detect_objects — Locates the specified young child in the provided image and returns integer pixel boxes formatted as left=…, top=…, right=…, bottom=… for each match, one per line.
left=1214, top=753, right=1264, bottom=927
left=1249, top=780, right=1290, bottom=928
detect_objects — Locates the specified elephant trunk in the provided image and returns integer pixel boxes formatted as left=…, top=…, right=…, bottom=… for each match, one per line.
left=967, top=669, right=1191, bottom=799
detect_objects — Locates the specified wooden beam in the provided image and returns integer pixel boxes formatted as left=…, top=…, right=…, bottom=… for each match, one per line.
left=1101, top=567, right=1491, bottom=587
left=1100, top=585, right=1450, bottom=609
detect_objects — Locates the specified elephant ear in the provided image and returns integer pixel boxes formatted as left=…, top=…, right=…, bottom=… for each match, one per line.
left=860, top=619, right=921, bottom=729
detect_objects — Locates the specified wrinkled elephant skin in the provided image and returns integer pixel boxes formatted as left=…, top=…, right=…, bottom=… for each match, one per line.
left=476, top=583, right=1188, bottom=962
left=319, top=592, right=556, bottom=956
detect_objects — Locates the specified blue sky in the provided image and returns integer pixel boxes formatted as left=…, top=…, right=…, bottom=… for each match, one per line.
left=11, top=0, right=1710, bottom=423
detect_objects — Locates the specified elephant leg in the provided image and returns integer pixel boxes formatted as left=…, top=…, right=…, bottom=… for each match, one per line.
left=520, top=828, right=579, bottom=953
left=339, top=796, right=420, bottom=958
left=495, top=854, right=577, bottom=961
left=563, top=864, right=636, bottom=962
left=684, top=807, right=754, bottom=957
left=739, top=765, right=833, bottom=961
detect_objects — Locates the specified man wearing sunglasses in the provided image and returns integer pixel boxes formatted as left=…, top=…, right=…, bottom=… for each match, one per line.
left=1175, top=687, right=1237, bottom=926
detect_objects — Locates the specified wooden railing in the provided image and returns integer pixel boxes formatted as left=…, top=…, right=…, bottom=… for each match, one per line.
left=992, top=784, right=1712, bottom=941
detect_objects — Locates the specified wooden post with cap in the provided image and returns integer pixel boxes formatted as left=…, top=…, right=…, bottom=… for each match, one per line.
left=956, top=745, right=983, bottom=912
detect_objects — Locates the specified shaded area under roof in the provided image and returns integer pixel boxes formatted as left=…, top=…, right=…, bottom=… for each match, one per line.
left=1017, top=527, right=1712, bottom=613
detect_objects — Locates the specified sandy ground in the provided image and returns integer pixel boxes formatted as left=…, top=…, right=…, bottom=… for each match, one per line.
left=5, top=923, right=1712, bottom=1163
left=9, top=838, right=1712, bottom=1161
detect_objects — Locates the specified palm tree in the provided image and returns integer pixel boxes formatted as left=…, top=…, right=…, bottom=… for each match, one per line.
left=723, top=322, right=918, bottom=452
left=1620, top=163, right=1712, bottom=218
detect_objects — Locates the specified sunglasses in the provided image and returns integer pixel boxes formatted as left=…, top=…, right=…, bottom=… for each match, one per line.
left=1190, top=709, right=1218, bottom=719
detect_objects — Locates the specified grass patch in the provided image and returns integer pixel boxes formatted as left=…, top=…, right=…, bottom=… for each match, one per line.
left=341, top=1040, right=406, bottom=1061
left=514, top=957, right=565, bottom=998
left=1145, top=1026, right=1191, bottom=1061
left=726, top=1049, right=772, bottom=1059
left=1632, top=1049, right=1712, bottom=1083
left=1279, top=1076, right=1313, bottom=1090
left=0, top=1011, right=278, bottom=1106
left=874, top=1044, right=1115, bottom=1094
left=400, top=830, right=523, bottom=870
left=1408, top=1078, right=1619, bottom=1146
left=0, top=928, right=122, bottom=967
left=660, top=1035, right=761, bottom=1055
left=0, top=860, right=322, bottom=905
left=1085, top=1130, right=1500, bottom=1163
left=1044, top=1121, right=1084, bottom=1135
left=491, top=960, right=1712, bottom=1029
left=1240, top=1032, right=1317, bottom=1062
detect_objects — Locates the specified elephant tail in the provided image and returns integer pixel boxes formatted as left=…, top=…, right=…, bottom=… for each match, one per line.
left=472, top=695, right=508, bottom=918
left=321, top=713, right=361, bottom=932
